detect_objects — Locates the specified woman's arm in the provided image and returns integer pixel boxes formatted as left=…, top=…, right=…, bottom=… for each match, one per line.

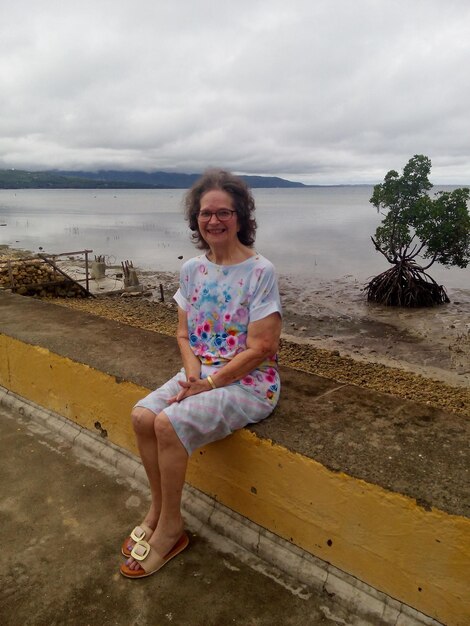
left=168, top=307, right=203, bottom=403
left=176, top=306, right=201, bottom=380
left=211, top=312, right=281, bottom=388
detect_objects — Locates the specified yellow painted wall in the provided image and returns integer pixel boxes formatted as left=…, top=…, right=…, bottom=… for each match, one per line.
left=1, top=333, right=469, bottom=625
left=0, top=334, right=143, bottom=452
left=188, top=432, right=470, bottom=625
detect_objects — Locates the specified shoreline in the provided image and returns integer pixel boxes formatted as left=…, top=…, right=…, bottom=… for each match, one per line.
left=1, top=245, right=469, bottom=414
left=48, top=291, right=469, bottom=417
left=136, top=268, right=470, bottom=389
left=277, top=273, right=470, bottom=388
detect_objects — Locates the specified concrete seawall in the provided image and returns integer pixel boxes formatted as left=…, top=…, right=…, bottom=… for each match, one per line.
left=1, top=291, right=468, bottom=625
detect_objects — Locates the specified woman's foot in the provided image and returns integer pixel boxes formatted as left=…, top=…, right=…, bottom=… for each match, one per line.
left=124, top=522, right=184, bottom=572
left=121, top=509, right=160, bottom=557
left=120, top=530, right=189, bottom=579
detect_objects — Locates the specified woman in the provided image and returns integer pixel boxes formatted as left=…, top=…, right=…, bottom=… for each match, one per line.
left=120, top=169, right=282, bottom=578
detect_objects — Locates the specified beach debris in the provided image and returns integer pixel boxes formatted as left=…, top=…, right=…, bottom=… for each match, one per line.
left=121, top=290, right=148, bottom=298
left=122, top=259, right=142, bottom=292
left=91, top=254, right=106, bottom=279
left=0, top=254, right=91, bottom=298
left=159, top=283, right=165, bottom=302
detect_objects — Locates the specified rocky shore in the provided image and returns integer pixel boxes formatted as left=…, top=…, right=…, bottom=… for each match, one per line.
left=1, top=246, right=468, bottom=417
left=52, top=279, right=469, bottom=418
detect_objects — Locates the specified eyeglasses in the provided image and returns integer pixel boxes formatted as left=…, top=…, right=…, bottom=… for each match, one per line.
left=197, top=209, right=237, bottom=222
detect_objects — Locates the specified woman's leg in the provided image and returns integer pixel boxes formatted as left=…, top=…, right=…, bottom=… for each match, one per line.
left=126, top=409, right=189, bottom=570
left=130, top=406, right=163, bottom=531
left=152, top=410, right=189, bottom=541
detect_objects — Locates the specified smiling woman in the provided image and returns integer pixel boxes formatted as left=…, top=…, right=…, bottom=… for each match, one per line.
left=196, top=190, right=240, bottom=255
left=119, top=169, right=282, bottom=579
left=185, top=169, right=258, bottom=252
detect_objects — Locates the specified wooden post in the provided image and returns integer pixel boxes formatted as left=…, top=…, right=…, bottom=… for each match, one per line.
left=51, top=255, right=57, bottom=283
left=85, top=251, right=90, bottom=293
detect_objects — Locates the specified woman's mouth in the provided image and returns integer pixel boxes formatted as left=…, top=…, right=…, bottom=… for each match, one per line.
left=207, top=228, right=225, bottom=234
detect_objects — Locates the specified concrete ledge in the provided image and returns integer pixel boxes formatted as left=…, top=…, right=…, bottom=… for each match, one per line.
left=1, top=292, right=467, bottom=518
left=0, top=388, right=442, bottom=626
left=0, top=292, right=469, bottom=625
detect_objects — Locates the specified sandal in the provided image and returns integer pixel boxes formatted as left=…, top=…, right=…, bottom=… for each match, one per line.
left=120, top=532, right=189, bottom=579
left=121, top=522, right=154, bottom=557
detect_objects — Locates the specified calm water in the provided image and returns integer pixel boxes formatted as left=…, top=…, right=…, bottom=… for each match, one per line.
left=0, top=187, right=468, bottom=288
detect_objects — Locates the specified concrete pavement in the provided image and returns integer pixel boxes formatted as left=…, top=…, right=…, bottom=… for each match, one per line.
left=1, top=291, right=466, bottom=624
left=0, top=401, right=346, bottom=626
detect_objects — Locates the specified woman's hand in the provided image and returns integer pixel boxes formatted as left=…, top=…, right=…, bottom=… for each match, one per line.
left=168, top=376, right=210, bottom=404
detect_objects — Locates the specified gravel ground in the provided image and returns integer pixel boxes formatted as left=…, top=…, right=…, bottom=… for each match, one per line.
left=52, top=294, right=469, bottom=418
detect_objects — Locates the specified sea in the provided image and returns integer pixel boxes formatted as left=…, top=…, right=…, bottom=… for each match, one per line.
left=0, top=187, right=468, bottom=289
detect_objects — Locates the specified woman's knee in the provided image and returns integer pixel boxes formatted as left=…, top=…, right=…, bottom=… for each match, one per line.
left=153, top=411, right=178, bottom=445
left=131, top=406, right=156, bottom=435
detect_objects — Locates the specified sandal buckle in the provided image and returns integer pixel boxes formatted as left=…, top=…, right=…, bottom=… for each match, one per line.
left=131, top=540, right=151, bottom=561
left=130, top=526, right=146, bottom=542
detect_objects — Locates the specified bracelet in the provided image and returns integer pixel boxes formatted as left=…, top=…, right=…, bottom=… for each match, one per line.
left=206, top=375, right=217, bottom=389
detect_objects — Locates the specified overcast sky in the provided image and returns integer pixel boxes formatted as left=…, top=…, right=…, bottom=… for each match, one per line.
left=1, top=0, right=469, bottom=184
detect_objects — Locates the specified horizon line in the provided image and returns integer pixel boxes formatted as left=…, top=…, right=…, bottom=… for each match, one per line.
left=0, top=166, right=468, bottom=188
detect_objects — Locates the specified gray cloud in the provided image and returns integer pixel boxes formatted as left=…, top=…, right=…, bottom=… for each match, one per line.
left=1, top=0, right=469, bottom=183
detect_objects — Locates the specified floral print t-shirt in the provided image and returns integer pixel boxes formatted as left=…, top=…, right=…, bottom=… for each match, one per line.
left=174, top=253, right=282, bottom=406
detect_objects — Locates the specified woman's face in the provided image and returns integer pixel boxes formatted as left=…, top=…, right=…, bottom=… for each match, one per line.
left=198, top=189, right=239, bottom=249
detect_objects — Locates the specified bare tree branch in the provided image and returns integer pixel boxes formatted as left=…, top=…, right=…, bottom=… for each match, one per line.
left=421, top=252, right=439, bottom=270
left=371, top=236, right=394, bottom=263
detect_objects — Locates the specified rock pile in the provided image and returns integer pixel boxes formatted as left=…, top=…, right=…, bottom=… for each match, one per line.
left=0, top=258, right=87, bottom=298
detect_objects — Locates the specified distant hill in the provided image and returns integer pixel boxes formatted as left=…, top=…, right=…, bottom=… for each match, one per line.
left=0, top=169, right=163, bottom=189
left=0, top=168, right=307, bottom=189
left=55, top=169, right=307, bottom=188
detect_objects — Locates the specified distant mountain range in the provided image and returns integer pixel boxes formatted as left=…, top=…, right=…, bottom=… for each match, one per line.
left=0, top=168, right=307, bottom=189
